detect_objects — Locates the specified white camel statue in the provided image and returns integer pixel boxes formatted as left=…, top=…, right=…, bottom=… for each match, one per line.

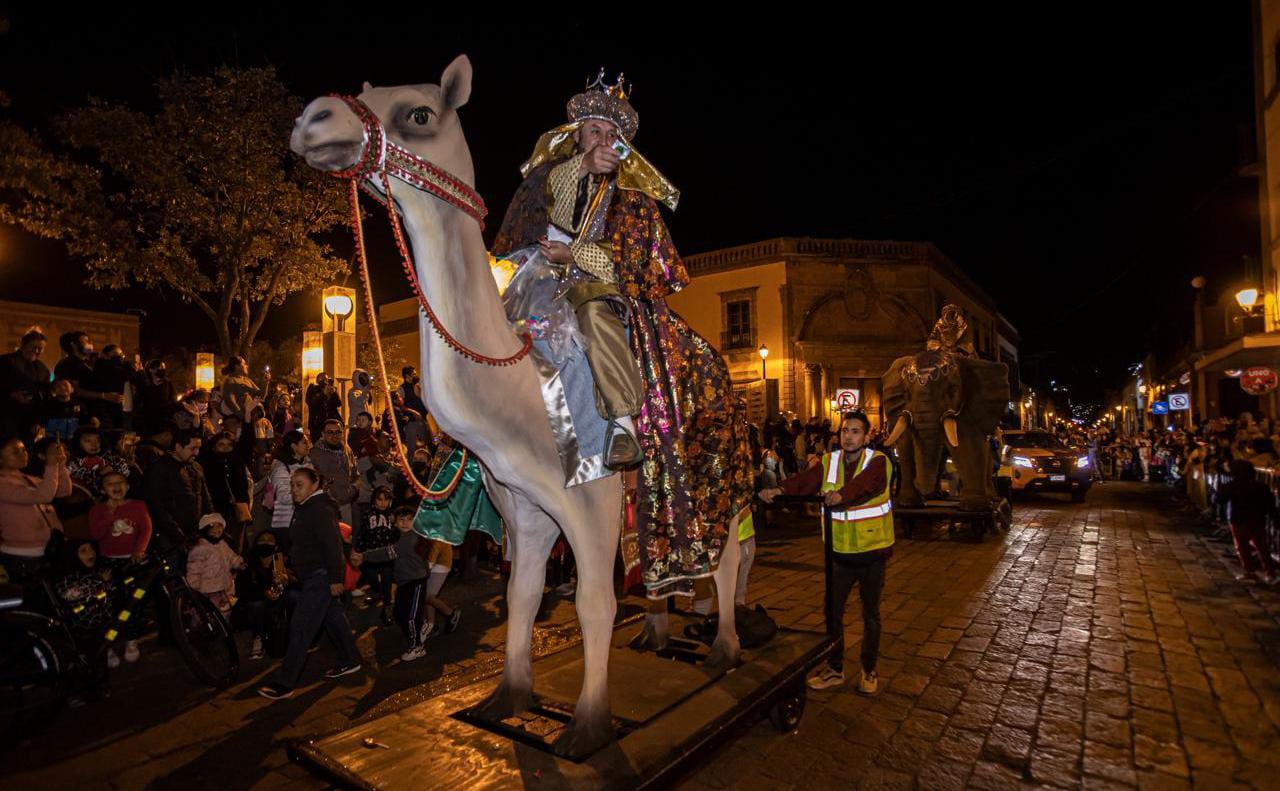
left=290, top=55, right=740, bottom=757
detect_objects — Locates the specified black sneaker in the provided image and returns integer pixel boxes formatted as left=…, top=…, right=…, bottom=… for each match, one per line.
left=324, top=663, right=362, bottom=679
left=257, top=682, right=294, bottom=700
left=446, top=609, right=462, bottom=634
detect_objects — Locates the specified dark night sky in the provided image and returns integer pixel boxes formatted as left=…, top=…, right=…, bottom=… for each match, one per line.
left=0, top=7, right=1259, bottom=405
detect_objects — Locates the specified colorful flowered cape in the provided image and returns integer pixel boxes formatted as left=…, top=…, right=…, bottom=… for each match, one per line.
left=494, top=161, right=754, bottom=598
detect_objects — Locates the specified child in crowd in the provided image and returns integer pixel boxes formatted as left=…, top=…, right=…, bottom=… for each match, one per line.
left=350, top=506, right=432, bottom=661
left=352, top=486, right=398, bottom=623
left=44, top=378, right=84, bottom=440
left=186, top=513, right=246, bottom=614
left=68, top=426, right=115, bottom=498
left=235, top=531, right=291, bottom=660
left=421, top=536, right=461, bottom=639
left=57, top=538, right=131, bottom=666
left=89, top=470, right=152, bottom=572
left=347, top=412, right=377, bottom=460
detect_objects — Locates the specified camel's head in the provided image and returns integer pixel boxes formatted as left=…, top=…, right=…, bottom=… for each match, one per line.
left=290, top=54, right=475, bottom=187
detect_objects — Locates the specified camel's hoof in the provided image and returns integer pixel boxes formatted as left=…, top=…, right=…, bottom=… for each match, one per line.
left=471, top=682, right=533, bottom=721
left=552, top=713, right=615, bottom=758
left=705, top=638, right=741, bottom=669
left=628, top=620, right=668, bottom=652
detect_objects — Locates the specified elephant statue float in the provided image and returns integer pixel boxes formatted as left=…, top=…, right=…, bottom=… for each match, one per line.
left=882, top=305, right=1010, bottom=511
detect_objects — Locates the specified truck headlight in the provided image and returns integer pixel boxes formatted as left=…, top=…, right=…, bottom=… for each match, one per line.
left=1014, top=456, right=1035, bottom=469
left=1077, top=456, right=1090, bottom=468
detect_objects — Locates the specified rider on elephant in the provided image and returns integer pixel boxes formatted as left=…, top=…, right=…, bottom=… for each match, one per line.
left=493, top=70, right=753, bottom=598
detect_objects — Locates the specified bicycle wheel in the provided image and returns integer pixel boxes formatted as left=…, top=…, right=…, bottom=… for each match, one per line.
left=0, top=619, right=68, bottom=739
left=168, top=588, right=239, bottom=689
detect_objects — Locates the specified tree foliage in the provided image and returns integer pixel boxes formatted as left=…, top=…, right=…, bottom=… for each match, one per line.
left=0, top=66, right=348, bottom=355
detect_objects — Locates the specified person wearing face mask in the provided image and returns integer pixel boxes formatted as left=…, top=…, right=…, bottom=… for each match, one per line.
left=54, top=331, right=122, bottom=421
left=268, top=430, right=313, bottom=550
left=200, top=431, right=253, bottom=550
left=235, top=530, right=290, bottom=660
left=185, top=513, right=245, bottom=615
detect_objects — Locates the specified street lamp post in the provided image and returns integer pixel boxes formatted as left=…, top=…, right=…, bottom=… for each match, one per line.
left=322, top=286, right=357, bottom=422
left=758, top=343, right=768, bottom=382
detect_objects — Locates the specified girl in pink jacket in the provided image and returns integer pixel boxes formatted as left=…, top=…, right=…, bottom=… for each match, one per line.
left=185, top=513, right=245, bottom=614
left=0, top=436, right=71, bottom=584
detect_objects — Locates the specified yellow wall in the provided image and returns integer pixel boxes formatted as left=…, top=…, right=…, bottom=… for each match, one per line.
left=666, top=261, right=789, bottom=384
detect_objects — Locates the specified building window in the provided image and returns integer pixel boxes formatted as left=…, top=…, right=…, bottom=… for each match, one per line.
left=719, top=288, right=758, bottom=351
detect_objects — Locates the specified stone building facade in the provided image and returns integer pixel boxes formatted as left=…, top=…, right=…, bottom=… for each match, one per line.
left=666, top=238, right=1020, bottom=430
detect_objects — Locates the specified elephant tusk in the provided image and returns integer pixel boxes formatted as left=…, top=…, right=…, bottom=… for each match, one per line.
left=885, top=415, right=910, bottom=446
left=943, top=416, right=960, bottom=448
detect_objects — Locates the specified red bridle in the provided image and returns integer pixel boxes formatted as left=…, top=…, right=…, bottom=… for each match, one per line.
left=319, top=94, right=532, bottom=498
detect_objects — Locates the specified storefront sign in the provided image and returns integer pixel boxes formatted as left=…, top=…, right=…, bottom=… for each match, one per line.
left=1168, top=393, right=1190, bottom=411
left=1241, top=367, right=1279, bottom=396
left=833, top=388, right=860, bottom=411
left=1150, top=401, right=1169, bottom=415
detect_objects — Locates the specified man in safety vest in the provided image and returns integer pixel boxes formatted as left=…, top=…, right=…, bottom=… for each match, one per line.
left=759, top=410, right=892, bottom=694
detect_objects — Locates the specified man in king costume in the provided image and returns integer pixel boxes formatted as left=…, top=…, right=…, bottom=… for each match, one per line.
left=493, top=71, right=754, bottom=598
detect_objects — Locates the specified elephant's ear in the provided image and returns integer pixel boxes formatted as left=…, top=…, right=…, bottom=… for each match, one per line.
left=883, top=357, right=910, bottom=420
left=958, top=358, right=1010, bottom=433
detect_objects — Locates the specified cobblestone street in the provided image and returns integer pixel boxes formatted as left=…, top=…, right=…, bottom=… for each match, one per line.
left=681, top=482, right=1280, bottom=790
left=6, top=481, right=1280, bottom=789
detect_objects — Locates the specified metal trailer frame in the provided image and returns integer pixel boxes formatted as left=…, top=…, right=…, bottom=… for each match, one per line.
left=287, top=498, right=841, bottom=790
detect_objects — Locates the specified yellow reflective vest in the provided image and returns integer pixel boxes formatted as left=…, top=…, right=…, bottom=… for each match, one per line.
left=820, top=448, right=895, bottom=554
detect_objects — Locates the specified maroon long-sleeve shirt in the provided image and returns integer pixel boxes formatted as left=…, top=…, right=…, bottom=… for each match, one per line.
left=779, top=447, right=888, bottom=509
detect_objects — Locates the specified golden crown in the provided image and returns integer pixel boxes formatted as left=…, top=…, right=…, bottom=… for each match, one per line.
left=566, top=68, right=638, bottom=140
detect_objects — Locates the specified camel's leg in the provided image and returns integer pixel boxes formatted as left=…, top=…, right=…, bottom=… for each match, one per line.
left=472, top=501, right=558, bottom=721
left=706, top=522, right=742, bottom=668
left=629, top=597, right=670, bottom=651
left=552, top=484, right=623, bottom=758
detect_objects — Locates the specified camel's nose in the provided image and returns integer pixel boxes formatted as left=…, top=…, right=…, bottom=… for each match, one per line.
left=290, top=96, right=360, bottom=158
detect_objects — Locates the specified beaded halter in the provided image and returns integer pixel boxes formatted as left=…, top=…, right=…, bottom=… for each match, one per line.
left=325, top=94, right=532, bottom=499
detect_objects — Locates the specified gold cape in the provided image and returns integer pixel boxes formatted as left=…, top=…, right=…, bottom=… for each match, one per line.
left=518, top=122, right=680, bottom=212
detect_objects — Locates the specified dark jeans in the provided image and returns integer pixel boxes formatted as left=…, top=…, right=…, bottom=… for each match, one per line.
left=359, top=560, right=394, bottom=607
left=393, top=577, right=428, bottom=648
left=243, top=596, right=287, bottom=638
left=273, top=570, right=360, bottom=689
left=829, top=551, right=888, bottom=675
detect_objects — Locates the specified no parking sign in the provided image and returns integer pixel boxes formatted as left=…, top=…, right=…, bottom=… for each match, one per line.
left=1168, top=393, right=1190, bottom=411
left=833, top=389, right=860, bottom=411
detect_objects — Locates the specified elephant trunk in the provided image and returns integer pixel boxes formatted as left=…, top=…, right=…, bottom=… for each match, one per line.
left=912, top=422, right=945, bottom=498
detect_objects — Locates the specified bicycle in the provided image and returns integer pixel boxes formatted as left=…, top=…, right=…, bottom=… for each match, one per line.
left=0, top=545, right=240, bottom=739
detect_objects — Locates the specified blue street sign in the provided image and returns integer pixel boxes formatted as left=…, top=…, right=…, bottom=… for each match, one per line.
left=1150, top=401, right=1169, bottom=415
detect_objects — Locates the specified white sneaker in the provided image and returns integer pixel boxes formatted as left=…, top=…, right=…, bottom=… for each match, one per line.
left=807, top=665, right=845, bottom=690
left=350, top=588, right=366, bottom=599
left=106, top=648, right=121, bottom=669
left=400, top=645, right=427, bottom=662
left=123, top=641, right=140, bottom=663
left=858, top=669, right=880, bottom=696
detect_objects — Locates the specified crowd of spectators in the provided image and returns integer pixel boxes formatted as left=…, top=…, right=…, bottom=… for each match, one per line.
left=0, top=328, right=480, bottom=697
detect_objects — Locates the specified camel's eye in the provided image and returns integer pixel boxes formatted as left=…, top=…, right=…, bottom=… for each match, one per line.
left=408, top=106, right=434, bottom=126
